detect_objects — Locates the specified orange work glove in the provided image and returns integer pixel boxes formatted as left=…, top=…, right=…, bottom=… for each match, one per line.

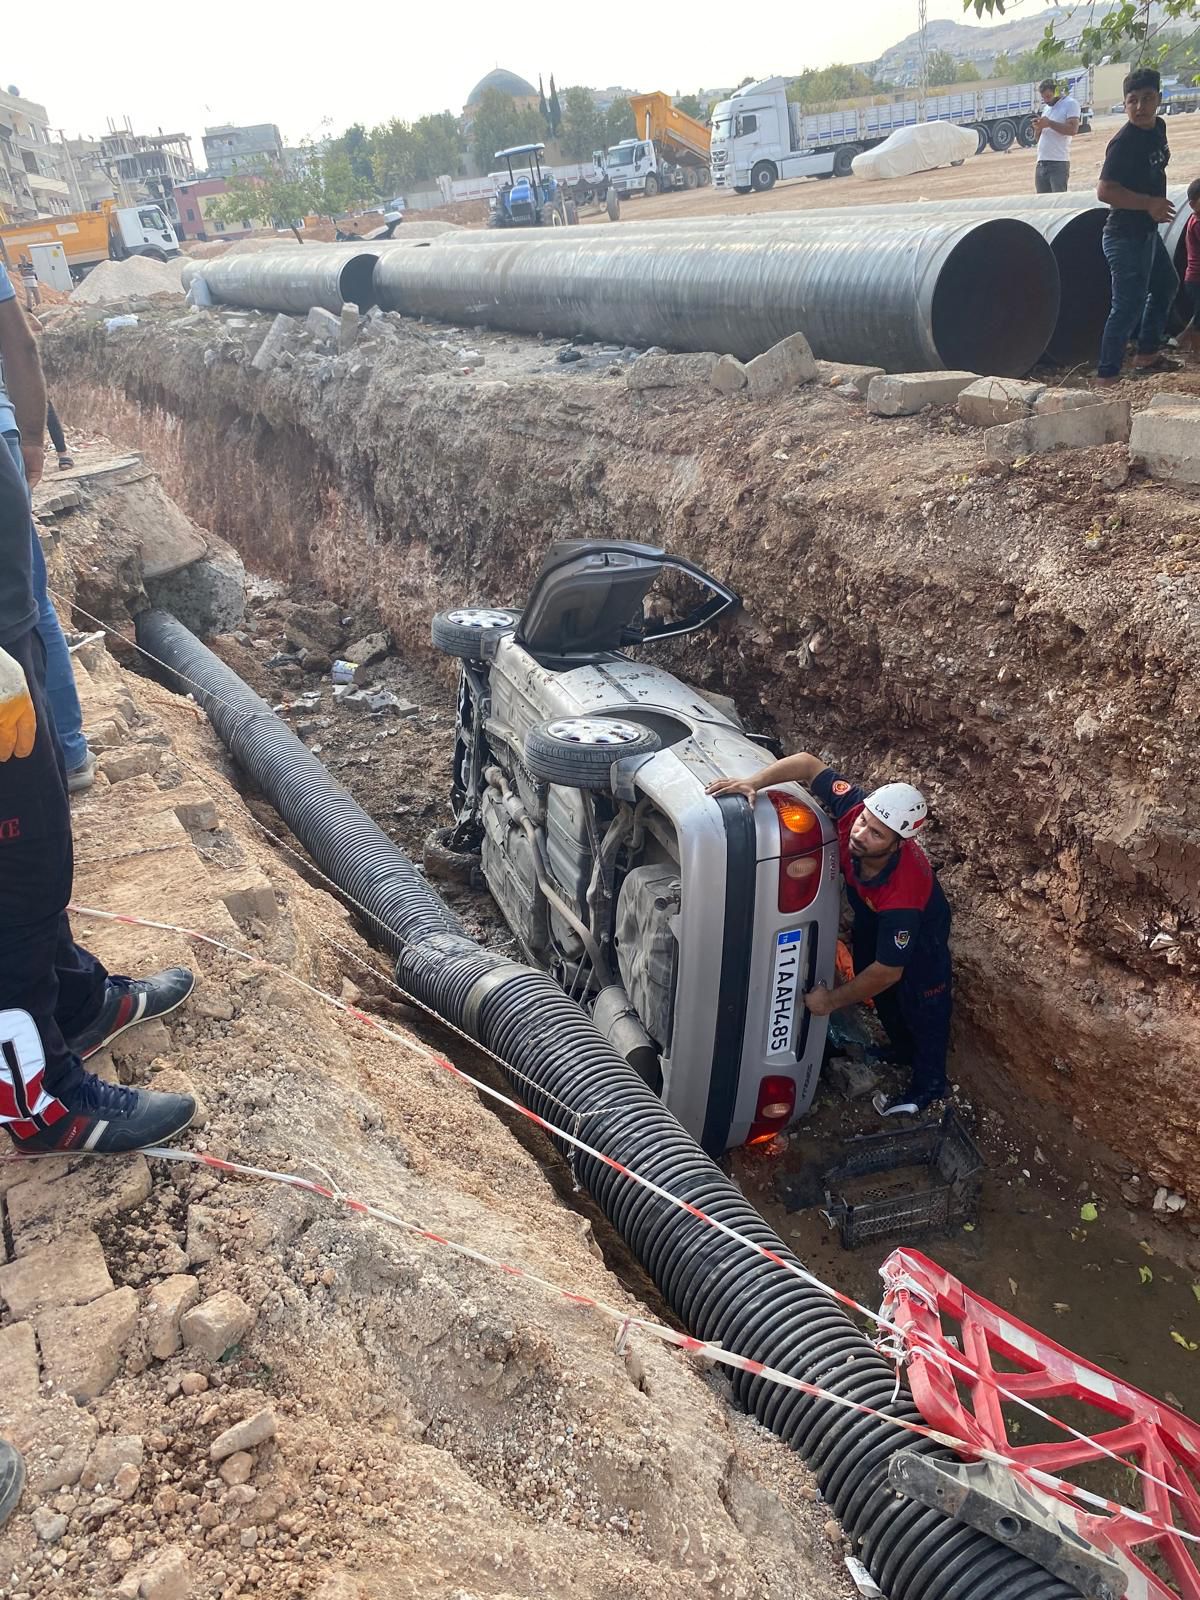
left=0, top=645, right=36, bottom=760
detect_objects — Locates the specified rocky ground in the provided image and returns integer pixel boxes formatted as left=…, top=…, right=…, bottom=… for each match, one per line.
left=0, top=629, right=854, bottom=1599
left=42, top=298, right=1200, bottom=1255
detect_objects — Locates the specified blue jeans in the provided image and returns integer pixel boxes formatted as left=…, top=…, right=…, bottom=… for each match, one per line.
left=1098, top=230, right=1179, bottom=378
left=2, top=431, right=89, bottom=772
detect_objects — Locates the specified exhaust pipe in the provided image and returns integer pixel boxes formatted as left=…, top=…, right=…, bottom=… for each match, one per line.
left=135, top=608, right=1083, bottom=1600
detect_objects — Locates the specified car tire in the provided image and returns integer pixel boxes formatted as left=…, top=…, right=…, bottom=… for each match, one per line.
left=430, top=607, right=520, bottom=659
left=751, top=161, right=776, bottom=192
left=422, top=825, right=481, bottom=885
left=524, top=717, right=660, bottom=789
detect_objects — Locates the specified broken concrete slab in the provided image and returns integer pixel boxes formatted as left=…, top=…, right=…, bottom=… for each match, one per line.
left=1034, top=387, right=1104, bottom=415
left=305, top=306, right=340, bottom=344
left=825, top=1056, right=883, bottom=1101
left=7, top=1155, right=153, bottom=1256
left=0, top=1230, right=113, bottom=1319
left=956, top=377, right=1045, bottom=428
left=342, top=630, right=391, bottom=667
left=813, top=360, right=885, bottom=397
left=250, top=313, right=295, bottom=373
left=100, top=743, right=163, bottom=784
left=745, top=332, right=817, bottom=399
left=36, top=1285, right=139, bottom=1401
left=146, top=1274, right=201, bottom=1361
left=1130, top=402, right=1200, bottom=483
left=711, top=354, right=748, bottom=394
left=868, top=371, right=978, bottom=416
left=180, top=1290, right=254, bottom=1361
left=626, top=351, right=719, bottom=390
left=145, top=543, right=247, bottom=636
left=338, top=303, right=361, bottom=354
left=0, top=1320, right=40, bottom=1408
left=985, top=398, right=1132, bottom=463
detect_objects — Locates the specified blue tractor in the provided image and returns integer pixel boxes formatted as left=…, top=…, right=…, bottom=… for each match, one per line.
left=488, top=143, right=572, bottom=229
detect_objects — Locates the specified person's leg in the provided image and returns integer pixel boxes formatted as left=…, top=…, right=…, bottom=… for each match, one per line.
left=1098, top=232, right=1155, bottom=378
left=899, top=971, right=952, bottom=1104
left=46, top=400, right=71, bottom=465
left=1135, top=235, right=1181, bottom=357
left=1035, top=161, right=1051, bottom=194
left=1048, top=161, right=1069, bottom=193
left=2, top=432, right=91, bottom=778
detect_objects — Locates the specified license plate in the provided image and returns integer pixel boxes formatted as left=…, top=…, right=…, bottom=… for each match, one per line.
left=767, top=930, right=804, bottom=1057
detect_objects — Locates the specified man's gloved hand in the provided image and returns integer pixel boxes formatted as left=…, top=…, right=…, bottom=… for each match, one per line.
left=0, top=645, right=36, bottom=760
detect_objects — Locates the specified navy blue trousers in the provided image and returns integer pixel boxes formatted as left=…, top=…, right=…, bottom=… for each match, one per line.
left=0, top=627, right=106, bottom=1128
left=853, top=923, right=951, bottom=1100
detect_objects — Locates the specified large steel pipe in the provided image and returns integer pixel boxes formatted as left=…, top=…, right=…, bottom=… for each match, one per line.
left=180, top=245, right=380, bottom=315
left=375, top=218, right=1058, bottom=375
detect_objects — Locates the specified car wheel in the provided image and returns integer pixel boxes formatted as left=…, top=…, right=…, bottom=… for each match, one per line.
left=524, top=717, right=661, bottom=789
left=430, top=607, right=520, bottom=659
left=423, top=825, right=481, bottom=885
left=751, top=161, right=776, bottom=192
left=644, top=174, right=660, bottom=197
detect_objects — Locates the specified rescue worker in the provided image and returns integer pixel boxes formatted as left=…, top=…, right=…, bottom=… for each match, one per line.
left=708, top=752, right=952, bottom=1117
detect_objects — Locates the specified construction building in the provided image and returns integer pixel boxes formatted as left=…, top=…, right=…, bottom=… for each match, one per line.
left=99, top=124, right=195, bottom=220
left=173, top=177, right=255, bottom=241
left=0, top=85, right=71, bottom=221
left=202, top=123, right=285, bottom=179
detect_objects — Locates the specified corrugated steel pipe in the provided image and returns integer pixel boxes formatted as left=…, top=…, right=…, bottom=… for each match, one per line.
left=556, top=206, right=1103, bottom=368
left=373, top=218, right=1059, bottom=375
left=136, top=607, right=1084, bottom=1600
left=179, top=245, right=381, bottom=315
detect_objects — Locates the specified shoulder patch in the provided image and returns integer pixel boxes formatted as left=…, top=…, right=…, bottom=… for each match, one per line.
left=832, top=780, right=851, bottom=796
left=893, top=930, right=911, bottom=951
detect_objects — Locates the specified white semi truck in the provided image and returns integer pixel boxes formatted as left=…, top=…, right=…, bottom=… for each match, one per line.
left=710, top=70, right=1092, bottom=193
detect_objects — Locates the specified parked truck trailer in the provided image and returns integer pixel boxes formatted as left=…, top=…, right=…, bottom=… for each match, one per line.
left=710, top=70, right=1092, bottom=193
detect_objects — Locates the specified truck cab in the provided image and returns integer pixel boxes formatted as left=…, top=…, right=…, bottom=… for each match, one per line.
left=605, top=138, right=660, bottom=196
left=710, top=79, right=835, bottom=193
left=108, top=203, right=181, bottom=263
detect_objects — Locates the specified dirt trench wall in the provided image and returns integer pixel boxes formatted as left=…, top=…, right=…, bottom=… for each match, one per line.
left=47, top=315, right=1200, bottom=1232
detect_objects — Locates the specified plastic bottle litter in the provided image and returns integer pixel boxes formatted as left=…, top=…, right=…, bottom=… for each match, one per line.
left=331, top=659, right=360, bottom=685
left=104, top=314, right=139, bottom=330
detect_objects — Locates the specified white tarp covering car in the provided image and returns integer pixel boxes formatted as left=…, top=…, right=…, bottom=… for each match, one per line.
left=851, top=121, right=979, bottom=182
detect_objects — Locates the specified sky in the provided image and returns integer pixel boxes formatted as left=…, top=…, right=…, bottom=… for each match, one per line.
left=4, top=0, right=1003, bottom=154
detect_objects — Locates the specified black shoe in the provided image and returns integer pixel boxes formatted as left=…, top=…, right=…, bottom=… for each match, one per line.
left=0, top=1439, right=24, bottom=1530
left=66, top=967, right=195, bottom=1061
left=6, top=1072, right=195, bottom=1154
left=873, top=1086, right=948, bottom=1119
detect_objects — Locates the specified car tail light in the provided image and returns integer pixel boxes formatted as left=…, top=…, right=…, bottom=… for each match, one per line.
left=747, top=1074, right=798, bottom=1144
left=767, top=791, right=823, bottom=913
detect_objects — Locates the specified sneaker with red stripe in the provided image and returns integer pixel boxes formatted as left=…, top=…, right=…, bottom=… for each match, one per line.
left=66, top=967, right=195, bottom=1061
left=6, top=1072, right=195, bottom=1153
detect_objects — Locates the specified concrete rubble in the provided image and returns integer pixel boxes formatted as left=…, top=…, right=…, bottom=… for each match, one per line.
left=867, top=370, right=977, bottom=415
left=1130, top=393, right=1200, bottom=484
left=985, top=396, right=1132, bottom=463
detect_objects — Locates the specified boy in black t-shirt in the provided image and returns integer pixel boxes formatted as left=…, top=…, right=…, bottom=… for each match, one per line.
left=1096, top=67, right=1181, bottom=382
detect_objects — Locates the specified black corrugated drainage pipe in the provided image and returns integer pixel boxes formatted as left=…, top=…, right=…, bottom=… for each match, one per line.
left=179, top=246, right=381, bottom=316
left=136, top=609, right=1083, bottom=1600
left=371, top=218, right=1059, bottom=376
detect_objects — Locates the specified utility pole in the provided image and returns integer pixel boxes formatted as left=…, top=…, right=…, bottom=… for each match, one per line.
left=918, top=0, right=929, bottom=120
left=54, top=129, right=83, bottom=211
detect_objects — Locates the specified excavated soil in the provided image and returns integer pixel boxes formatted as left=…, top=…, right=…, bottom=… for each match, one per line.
left=43, top=306, right=1200, bottom=1265
left=0, top=618, right=853, bottom=1599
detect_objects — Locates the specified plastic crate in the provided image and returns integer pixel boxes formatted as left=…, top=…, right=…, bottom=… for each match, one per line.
left=822, top=1106, right=983, bottom=1249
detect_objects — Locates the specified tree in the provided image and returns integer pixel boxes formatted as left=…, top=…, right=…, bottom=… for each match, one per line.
left=549, top=75, right=563, bottom=135
left=539, top=75, right=549, bottom=127
left=209, top=166, right=313, bottom=242
left=965, top=0, right=1200, bottom=69
left=676, top=93, right=705, bottom=119
left=990, top=50, right=1013, bottom=80
left=309, top=149, right=374, bottom=218
left=787, top=64, right=876, bottom=108
left=957, top=60, right=982, bottom=82
left=330, top=123, right=374, bottom=186
left=925, top=49, right=961, bottom=87
left=370, top=112, right=464, bottom=196
left=472, top=87, right=544, bottom=169
left=605, top=96, right=636, bottom=143
left=560, top=86, right=603, bottom=160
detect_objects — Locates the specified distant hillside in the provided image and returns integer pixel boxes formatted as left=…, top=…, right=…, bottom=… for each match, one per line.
left=870, top=5, right=1118, bottom=80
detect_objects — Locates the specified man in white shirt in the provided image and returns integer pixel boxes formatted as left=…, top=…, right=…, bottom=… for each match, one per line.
left=1033, top=78, right=1081, bottom=192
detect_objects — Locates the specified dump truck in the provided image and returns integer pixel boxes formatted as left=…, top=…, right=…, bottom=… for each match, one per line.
left=0, top=200, right=181, bottom=280
left=606, top=91, right=711, bottom=198
left=710, top=69, right=1093, bottom=192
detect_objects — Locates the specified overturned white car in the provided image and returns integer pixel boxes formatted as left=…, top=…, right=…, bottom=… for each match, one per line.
left=428, top=540, right=841, bottom=1154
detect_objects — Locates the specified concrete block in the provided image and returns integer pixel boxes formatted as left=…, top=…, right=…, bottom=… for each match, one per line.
left=249, top=313, right=295, bottom=373
left=305, top=306, right=340, bottom=343
left=1148, top=391, right=1200, bottom=410
left=338, top=302, right=360, bottom=354
left=957, top=377, right=1045, bottom=427
left=868, top=371, right=977, bottom=416
left=985, top=398, right=1131, bottom=463
left=626, top=351, right=719, bottom=389
left=745, top=332, right=817, bottom=398
left=1130, top=402, right=1200, bottom=483
left=0, top=1231, right=113, bottom=1319
left=180, top=1290, right=254, bottom=1361
left=220, top=873, right=277, bottom=929
left=36, top=1286, right=139, bottom=1401
left=146, top=1274, right=201, bottom=1361
left=100, top=744, right=163, bottom=784
left=145, top=546, right=246, bottom=636
left=813, top=360, right=885, bottom=397
left=825, top=1056, right=883, bottom=1101
left=1035, top=386, right=1104, bottom=415
left=711, top=354, right=748, bottom=394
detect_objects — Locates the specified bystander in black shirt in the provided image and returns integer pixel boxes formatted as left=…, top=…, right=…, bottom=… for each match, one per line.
left=1100, top=117, right=1170, bottom=236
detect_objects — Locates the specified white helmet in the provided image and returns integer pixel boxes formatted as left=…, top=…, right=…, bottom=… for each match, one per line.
left=864, top=782, right=928, bottom=839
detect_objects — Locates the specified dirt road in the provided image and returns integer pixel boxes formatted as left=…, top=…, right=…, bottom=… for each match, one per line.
left=583, top=111, right=1200, bottom=223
